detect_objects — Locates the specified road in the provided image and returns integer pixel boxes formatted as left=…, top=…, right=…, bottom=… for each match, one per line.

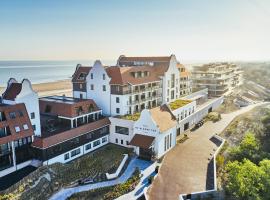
left=147, top=103, right=267, bottom=200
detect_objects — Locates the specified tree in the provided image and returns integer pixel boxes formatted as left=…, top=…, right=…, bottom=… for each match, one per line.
left=229, top=132, right=261, bottom=163
left=225, top=159, right=264, bottom=200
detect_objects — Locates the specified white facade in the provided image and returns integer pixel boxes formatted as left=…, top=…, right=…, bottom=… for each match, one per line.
left=3, top=79, right=41, bottom=136
left=86, top=61, right=111, bottom=116
left=111, top=94, right=130, bottom=116
left=133, top=110, right=176, bottom=158
left=162, top=55, right=182, bottom=103
left=43, top=135, right=109, bottom=165
left=109, top=117, right=135, bottom=147
left=73, top=91, right=87, bottom=99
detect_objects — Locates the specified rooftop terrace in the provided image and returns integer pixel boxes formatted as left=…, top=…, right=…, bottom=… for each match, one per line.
left=119, top=113, right=141, bottom=121
left=169, top=99, right=193, bottom=111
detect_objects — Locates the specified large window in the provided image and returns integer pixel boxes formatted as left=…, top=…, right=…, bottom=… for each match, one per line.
left=102, top=137, right=107, bottom=143
left=93, top=140, right=100, bottom=147
left=85, top=143, right=91, bottom=150
left=115, top=126, right=129, bottom=135
left=71, top=148, right=80, bottom=157
left=64, top=153, right=69, bottom=160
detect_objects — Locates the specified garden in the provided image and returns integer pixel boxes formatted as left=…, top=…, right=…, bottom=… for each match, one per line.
left=0, top=144, right=132, bottom=200
left=68, top=167, right=141, bottom=200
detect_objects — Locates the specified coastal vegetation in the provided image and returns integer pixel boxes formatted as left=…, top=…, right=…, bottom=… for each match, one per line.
left=217, top=106, right=270, bottom=200
left=0, top=144, right=132, bottom=200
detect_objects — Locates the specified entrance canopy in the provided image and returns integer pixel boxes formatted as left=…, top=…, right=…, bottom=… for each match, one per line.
left=129, top=134, right=155, bottom=149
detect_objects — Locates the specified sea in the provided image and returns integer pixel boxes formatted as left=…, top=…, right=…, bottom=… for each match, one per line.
left=0, top=60, right=114, bottom=87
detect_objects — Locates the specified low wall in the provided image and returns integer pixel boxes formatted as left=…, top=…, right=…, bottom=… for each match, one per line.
left=179, top=135, right=225, bottom=200
left=106, top=154, right=128, bottom=179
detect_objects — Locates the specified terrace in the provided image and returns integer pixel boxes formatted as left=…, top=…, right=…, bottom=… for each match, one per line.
left=169, top=99, right=192, bottom=111
left=119, top=113, right=141, bottom=121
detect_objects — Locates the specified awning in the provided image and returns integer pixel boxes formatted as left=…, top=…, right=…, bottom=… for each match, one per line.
left=129, top=134, right=155, bottom=149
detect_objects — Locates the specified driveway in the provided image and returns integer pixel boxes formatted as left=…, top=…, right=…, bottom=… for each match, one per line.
left=147, top=103, right=266, bottom=200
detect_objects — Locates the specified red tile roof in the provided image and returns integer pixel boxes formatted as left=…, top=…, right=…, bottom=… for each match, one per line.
left=2, top=83, right=22, bottom=100
left=39, top=96, right=100, bottom=118
left=31, top=117, right=110, bottom=149
left=0, top=103, right=34, bottom=145
left=129, top=134, right=155, bottom=149
left=72, top=65, right=92, bottom=83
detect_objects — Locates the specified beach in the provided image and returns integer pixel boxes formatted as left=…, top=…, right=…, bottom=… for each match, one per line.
left=0, top=79, right=72, bottom=97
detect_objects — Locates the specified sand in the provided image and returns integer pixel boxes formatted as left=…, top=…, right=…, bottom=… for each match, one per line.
left=0, top=79, right=72, bottom=97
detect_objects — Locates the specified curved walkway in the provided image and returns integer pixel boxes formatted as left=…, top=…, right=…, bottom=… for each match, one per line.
left=147, top=103, right=268, bottom=200
left=49, top=158, right=153, bottom=200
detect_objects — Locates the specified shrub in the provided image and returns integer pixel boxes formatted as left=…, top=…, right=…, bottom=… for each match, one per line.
left=205, top=112, right=221, bottom=123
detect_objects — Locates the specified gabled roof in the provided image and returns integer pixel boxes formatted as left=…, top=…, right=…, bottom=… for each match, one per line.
left=149, top=105, right=176, bottom=132
left=72, top=66, right=92, bottom=83
left=2, top=83, right=22, bottom=100
left=106, top=66, right=161, bottom=85
left=117, top=55, right=173, bottom=76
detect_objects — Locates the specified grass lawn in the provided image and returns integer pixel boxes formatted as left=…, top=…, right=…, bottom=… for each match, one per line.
left=1, top=144, right=132, bottom=200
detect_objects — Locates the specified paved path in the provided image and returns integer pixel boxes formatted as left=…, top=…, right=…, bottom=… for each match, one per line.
left=147, top=103, right=267, bottom=200
left=49, top=158, right=153, bottom=200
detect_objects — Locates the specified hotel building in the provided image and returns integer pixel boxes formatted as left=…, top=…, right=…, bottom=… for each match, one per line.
left=72, top=55, right=192, bottom=116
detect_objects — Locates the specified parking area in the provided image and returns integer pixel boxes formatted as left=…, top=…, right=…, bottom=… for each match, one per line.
left=147, top=104, right=263, bottom=200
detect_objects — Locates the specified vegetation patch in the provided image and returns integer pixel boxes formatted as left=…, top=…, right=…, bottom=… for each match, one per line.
left=169, top=99, right=192, bottom=111
left=68, top=167, right=141, bottom=200
left=217, top=106, right=270, bottom=200
left=0, top=144, right=132, bottom=200
left=120, top=112, right=141, bottom=121
left=204, top=112, right=221, bottom=123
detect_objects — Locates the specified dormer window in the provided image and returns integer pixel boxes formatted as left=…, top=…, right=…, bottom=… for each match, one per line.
left=78, top=73, right=86, bottom=80
left=9, top=112, right=16, bottom=119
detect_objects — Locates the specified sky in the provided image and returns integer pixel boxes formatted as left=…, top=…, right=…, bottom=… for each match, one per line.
left=0, top=0, right=270, bottom=62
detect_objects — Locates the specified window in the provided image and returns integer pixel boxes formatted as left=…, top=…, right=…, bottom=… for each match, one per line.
left=102, top=137, right=107, bottom=143
left=93, top=140, right=100, bottom=147
left=9, top=112, right=16, bottom=119
left=23, top=124, right=29, bottom=130
left=116, top=97, right=120, bottom=103
left=90, top=84, right=94, bottom=90
left=103, top=74, right=106, bottom=80
left=64, top=153, right=69, bottom=160
left=15, top=126, right=20, bottom=133
left=115, top=126, right=129, bottom=135
left=116, top=108, right=120, bottom=114
left=103, top=85, right=106, bottom=91
left=121, top=139, right=123, bottom=145
left=126, top=141, right=129, bottom=145
left=90, top=73, right=93, bottom=79
left=32, top=125, right=36, bottom=131
left=80, top=94, right=83, bottom=99
left=45, top=105, right=52, bottom=113
left=85, top=143, right=91, bottom=150
left=18, top=110, right=23, bottom=117
left=79, top=84, right=82, bottom=89
left=115, top=138, right=118, bottom=143
left=31, top=112, right=35, bottom=119
left=71, top=148, right=80, bottom=157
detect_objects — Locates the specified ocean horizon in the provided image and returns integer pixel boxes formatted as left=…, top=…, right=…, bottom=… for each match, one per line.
left=0, top=60, right=115, bottom=87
